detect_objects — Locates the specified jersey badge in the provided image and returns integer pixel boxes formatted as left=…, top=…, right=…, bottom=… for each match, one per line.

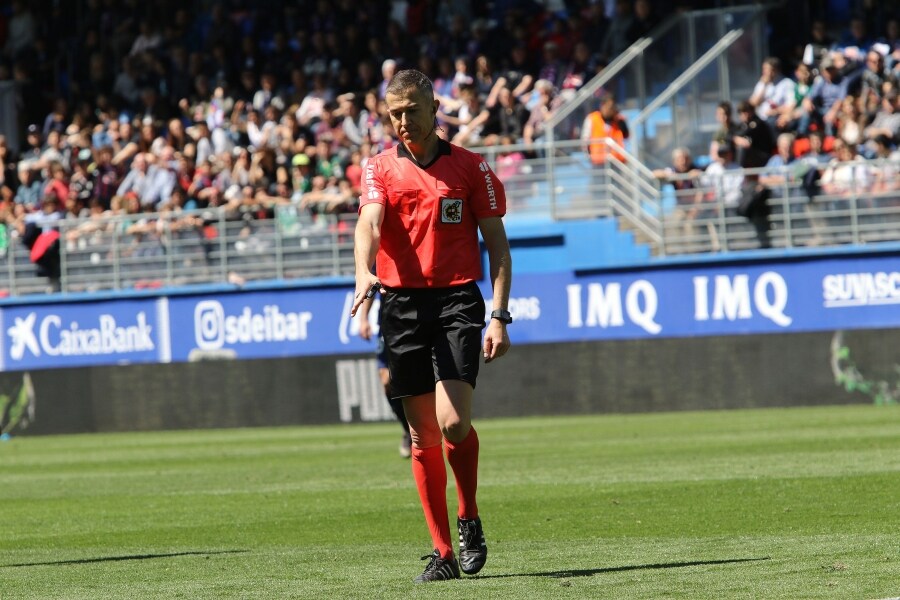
left=440, top=198, right=463, bottom=224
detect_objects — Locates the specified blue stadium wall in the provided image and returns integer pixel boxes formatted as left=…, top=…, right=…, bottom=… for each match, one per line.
left=1, top=218, right=898, bottom=435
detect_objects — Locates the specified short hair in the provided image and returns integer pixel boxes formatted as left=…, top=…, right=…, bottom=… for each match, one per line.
left=737, top=100, right=754, bottom=114
left=381, top=58, right=397, bottom=76
left=672, top=146, right=691, bottom=159
left=717, top=101, right=733, bottom=115
left=385, top=69, right=434, bottom=99
left=763, top=56, right=781, bottom=72
left=777, top=132, right=796, bottom=145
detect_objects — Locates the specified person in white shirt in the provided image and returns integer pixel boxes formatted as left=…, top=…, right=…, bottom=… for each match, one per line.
left=749, top=57, right=796, bottom=131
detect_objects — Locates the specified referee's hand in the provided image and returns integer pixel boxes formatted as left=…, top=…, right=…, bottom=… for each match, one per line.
left=350, top=277, right=381, bottom=317
left=483, top=320, right=510, bottom=363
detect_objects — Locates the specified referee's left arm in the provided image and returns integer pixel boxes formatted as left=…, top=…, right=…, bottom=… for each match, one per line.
left=479, top=216, right=512, bottom=363
left=351, top=202, right=383, bottom=317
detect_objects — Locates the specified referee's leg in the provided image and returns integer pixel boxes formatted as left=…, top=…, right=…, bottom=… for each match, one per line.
left=436, top=380, right=487, bottom=575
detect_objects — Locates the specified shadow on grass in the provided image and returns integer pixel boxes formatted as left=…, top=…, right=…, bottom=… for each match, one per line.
left=478, top=557, right=771, bottom=579
left=1, top=549, right=248, bottom=568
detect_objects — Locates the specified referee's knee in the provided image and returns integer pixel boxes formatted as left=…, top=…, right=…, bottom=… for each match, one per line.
left=441, top=419, right=471, bottom=444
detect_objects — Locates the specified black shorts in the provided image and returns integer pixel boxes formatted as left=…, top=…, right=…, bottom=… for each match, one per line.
left=380, top=282, right=486, bottom=398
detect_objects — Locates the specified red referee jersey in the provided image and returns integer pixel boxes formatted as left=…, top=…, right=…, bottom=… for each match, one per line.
left=359, top=139, right=507, bottom=288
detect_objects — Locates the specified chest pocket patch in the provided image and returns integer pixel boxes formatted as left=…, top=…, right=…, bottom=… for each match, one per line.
left=440, top=197, right=463, bottom=224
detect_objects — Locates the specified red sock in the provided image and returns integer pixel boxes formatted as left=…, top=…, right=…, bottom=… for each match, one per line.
left=445, top=427, right=479, bottom=520
left=411, top=444, right=452, bottom=558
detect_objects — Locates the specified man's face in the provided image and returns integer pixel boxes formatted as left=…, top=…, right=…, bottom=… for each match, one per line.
left=600, top=100, right=617, bottom=120
left=385, top=87, right=436, bottom=147
left=810, top=135, right=822, bottom=152
left=867, top=52, right=883, bottom=72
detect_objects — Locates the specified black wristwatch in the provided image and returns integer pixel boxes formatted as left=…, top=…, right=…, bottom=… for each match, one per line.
left=490, top=309, right=512, bottom=324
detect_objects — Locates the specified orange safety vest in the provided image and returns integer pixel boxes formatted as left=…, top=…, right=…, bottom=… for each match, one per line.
left=587, top=111, right=627, bottom=165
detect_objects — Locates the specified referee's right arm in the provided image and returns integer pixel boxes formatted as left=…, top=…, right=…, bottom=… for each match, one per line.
left=351, top=202, right=384, bottom=317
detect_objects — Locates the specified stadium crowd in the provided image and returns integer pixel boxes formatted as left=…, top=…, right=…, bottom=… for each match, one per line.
left=0, top=0, right=897, bottom=270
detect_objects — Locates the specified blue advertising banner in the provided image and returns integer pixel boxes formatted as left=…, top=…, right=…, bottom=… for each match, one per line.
left=0, top=299, right=166, bottom=371
left=166, top=288, right=378, bottom=361
left=502, top=254, right=900, bottom=343
left=1, top=253, right=897, bottom=371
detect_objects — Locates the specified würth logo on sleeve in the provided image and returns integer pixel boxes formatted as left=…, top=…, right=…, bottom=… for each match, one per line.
left=365, top=164, right=379, bottom=200
left=479, top=161, right=497, bottom=209
left=441, top=198, right=463, bottom=224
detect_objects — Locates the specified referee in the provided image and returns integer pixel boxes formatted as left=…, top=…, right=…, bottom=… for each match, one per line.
left=351, top=69, right=512, bottom=583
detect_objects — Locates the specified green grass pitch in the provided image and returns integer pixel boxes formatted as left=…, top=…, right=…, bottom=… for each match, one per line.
left=2, top=404, right=899, bottom=599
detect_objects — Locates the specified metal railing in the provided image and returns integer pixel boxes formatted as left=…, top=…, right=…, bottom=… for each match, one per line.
left=0, top=209, right=358, bottom=296
left=542, top=5, right=768, bottom=161
left=3, top=150, right=900, bottom=298
left=656, top=160, right=900, bottom=254
left=630, top=6, right=771, bottom=168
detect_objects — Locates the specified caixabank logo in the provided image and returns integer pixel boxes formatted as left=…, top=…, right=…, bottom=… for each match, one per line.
left=5, top=311, right=155, bottom=361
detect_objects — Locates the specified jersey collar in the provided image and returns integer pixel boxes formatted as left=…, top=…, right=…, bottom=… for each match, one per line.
left=397, top=138, right=451, bottom=169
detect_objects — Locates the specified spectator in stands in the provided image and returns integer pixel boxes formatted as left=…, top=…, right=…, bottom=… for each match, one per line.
left=702, top=140, right=744, bottom=211
left=336, top=93, right=367, bottom=148
left=860, top=49, right=891, bottom=106
left=43, top=162, right=69, bottom=211
left=473, top=55, right=498, bottom=101
left=300, top=174, right=355, bottom=215
left=444, top=85, right=491, bottom=148
left=803, top=19, right=833, bottom=67
left=835, top=95, right=866, bottom=150
left=378, top=59, right=398, bottom=100
left=14, top=163, right=43, bottom=211
left=798, top=130, right=833, bottom=168
left=581, top=95, right=630, bottom=166
left=863, top=90, right=900, bottom=147
left=116, top=152, right=154, bottom=207
left=759, top=133, right=798, bottom=187
left=710, top=101, right=738, bottom=163
left=42, top=98, right=69, bottom=138
left=870, top=134, right=900, bottom=193
left=39, top=130, right=68, bottom=172
left=484, top=82, right=528, bottom=145
left=20, top=124, right=43, bottom=166
left=497, top=44, right=535, bottom=100
left=143, top=148, right=178, bottom=210
left=303, top=73, right=337, bottom=125
left=733, top=100, right=775, bottom=169
left=800, top=54, right=850, bottom=135
left=187, top=120, right=214, bottom=166
left=68, top=149, right=95, bottom=207
left=820, top=137, right=873, bottom=196
left=749, top=57, right=796, bottom=133
left=290, top=153, right=314, bottom=200
left=652, top=146, right=704, bottom=235
left=537, top=41, right=565, bottom=91
left=559, top=42, right=595, bottom=101
left=775, top=62, right=814, bottom=133
left=522, top=79, right=558, bottom=147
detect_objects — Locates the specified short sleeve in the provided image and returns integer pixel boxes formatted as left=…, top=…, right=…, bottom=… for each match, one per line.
left=468, top=155, right=507, bottom=219
left=358, top=156, right=387, bottom=212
